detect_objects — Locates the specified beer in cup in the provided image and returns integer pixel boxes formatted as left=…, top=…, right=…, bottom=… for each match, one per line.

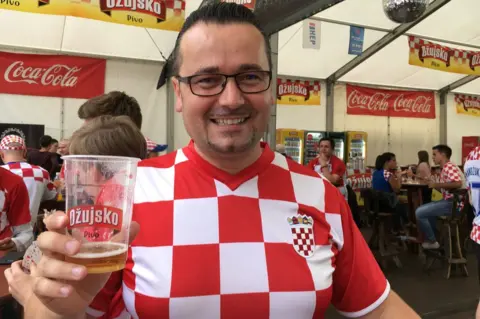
left=62, top=155, right=140, bottom=274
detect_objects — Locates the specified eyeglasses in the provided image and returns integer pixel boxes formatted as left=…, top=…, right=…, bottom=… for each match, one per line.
left=175, top=70, right=272, bottom=97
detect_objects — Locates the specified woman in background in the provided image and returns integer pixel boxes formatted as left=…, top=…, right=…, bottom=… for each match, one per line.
left=408, top=150, right=432, bottom=204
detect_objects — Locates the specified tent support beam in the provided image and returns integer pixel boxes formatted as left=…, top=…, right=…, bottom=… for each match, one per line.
left=438, top=75, right=478, bottom=95
left=166, top=79, right=176, bottom=153
left=326, top=0, right=451, bottom=83
left=439, top=92, right=447, bottom=144
left=264, top=33, right=279, bottom=147
left=326, top=80, right=334, bottom=132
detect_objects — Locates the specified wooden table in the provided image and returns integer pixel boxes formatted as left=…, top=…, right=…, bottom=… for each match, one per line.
left=402, top=182, right=429, bottom=249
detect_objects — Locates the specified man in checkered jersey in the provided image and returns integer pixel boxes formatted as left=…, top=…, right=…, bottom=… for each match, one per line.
left=24, top=3, right=417, bottom=319
left=416, top=144, right=466, bottom=250
left=0, top=135, right=57, bottom=227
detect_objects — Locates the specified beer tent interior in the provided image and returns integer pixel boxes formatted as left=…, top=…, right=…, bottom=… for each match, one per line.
left=0, top=0, right=478, bottom=164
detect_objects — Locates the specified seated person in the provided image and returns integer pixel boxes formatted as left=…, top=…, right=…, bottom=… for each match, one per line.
left=0, top=167, right=33, bottom=251
left=407, top=150, right=432, bottom=204
left=416, top=145, right=465, bottom=250
left=372, top=152, right=408, bottom=235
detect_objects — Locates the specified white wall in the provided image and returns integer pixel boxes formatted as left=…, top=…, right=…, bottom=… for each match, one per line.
left=333, top=83, right=440, bottom=166
left=446, top=93, right=480, bottom=164
left=0, top=58, right=167, bottom=145
left=276, top=81, right=327, bottom=131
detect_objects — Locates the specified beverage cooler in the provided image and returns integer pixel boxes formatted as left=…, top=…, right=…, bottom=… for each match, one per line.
left=346, top=131, right=368, bottom=171
left=462, top=136, right=480, bottom=164
left=276, top=129, right=304, bottom=164
left=303, top=131, right=326, bottom=165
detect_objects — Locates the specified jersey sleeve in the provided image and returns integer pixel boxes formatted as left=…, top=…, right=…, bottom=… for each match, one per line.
left=7, top=177, right=31, bottom=227
left=87, top=271, right=124, bottom=318
left=331, top=190, right=390, bottom=317
left=307, top=159, right=317, bottom=171
left=333, top=159, right=346, bottom=177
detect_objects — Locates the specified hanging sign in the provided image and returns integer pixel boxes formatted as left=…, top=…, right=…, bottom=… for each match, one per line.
left=346, top=84, right=436, bottom=119
left=302, top=19, right=321, bottom=50
left=0, top=0, right=185, bottom=31
left=277, top=78, right=321, bottom=106
left=0, top=51, right=106, bottom=99
left=455, top=94, right=480, bottom=117
left=348, top=26, right=364, bottom=56
left=409, top=36, right=480, bottom=76
left=220, top=0, right=255, bottom=10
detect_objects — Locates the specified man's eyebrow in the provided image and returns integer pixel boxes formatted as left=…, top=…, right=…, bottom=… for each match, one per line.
left=237, top=64, right=264, bottom=72
left=191, top=64, right=266, bottom=75
left=192, top=66, right=220, bottom=75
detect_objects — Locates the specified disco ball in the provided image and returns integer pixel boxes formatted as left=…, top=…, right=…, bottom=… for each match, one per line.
left=383, top=0, right=429, bottom=23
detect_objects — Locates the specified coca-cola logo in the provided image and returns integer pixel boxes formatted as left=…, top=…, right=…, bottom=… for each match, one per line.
left=347, top=86, right=433, bottom=115
left=4, top=61, right=81, bottom=87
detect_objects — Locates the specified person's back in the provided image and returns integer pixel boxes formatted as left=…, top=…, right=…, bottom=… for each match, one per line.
left=372, top=169, right=393, bottom=193
left=27, top=135, right=58, bottom=179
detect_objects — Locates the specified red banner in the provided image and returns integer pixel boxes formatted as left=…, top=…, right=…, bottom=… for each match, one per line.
left=346, top=84, right=436, bottom=119
left=0, top=52, right=106, bottom=99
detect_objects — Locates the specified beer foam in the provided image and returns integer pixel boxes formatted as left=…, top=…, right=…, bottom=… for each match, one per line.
left=73, top=242, right=128, bottom=259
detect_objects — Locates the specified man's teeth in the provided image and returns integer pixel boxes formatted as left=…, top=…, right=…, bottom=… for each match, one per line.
left=214, top=118, right=247, bottom=125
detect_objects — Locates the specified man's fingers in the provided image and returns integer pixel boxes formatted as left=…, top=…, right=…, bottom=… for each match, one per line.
left=0, top=237, right=11, bottom=245
left=10, top=260, right=23, bottom=273
left=37, top=256, right=87, bottom=282
left=37, top=231, right=80, bottom=258
left=32, top=276, right=73, bottom=299
left=43, top=212, right=68, bottom=234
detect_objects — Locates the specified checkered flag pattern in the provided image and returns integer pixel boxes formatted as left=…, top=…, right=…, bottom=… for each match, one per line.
left=87, top=142, right=389, bottom=319
left=166, top=0, right=185, bottom=16
left=467, top=147, right=480, bottom=161
left=277, top=78, right=321, bottom=95
left=440, top=162, right=465, bottom=201
left=0, top=135, right=26, bottom=151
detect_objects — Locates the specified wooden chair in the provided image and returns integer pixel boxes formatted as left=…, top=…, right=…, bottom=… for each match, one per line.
left=424, top=189, right=469, bottom=279
left=360, top=188, right=402, bottom=270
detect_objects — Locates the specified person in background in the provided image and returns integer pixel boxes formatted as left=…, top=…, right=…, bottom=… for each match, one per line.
left=0, top=135, right=57, bottom=227
left=16, top=3, right=417, bottom=318
left=48, top=139, right=59, bottom=154
left=146, top=137, right=168, bottom=158
left=0, top=167, right=32, bottom=252
left=307, top=137, right=347, bottom=197
left=372, top=152, right=408, bottom=235
left=27, top=135, right=58, bottom=179
left=416, top=145, right=465, bottom=250
left=408, top=150, right=432, bottom=204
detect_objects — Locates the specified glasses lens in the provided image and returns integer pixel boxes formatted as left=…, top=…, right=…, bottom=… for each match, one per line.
left=190, top=74, right=225, bottom=96
left=236, top=71, right=270, bottom=93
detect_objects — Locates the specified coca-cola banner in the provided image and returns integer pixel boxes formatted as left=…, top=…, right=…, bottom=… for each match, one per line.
left=455, top=94, right=480, bottom=117
left=277, top=78, right=321, bottom=106
left=409, top=36, right=480, bottom=76
left=346, top=84, right=436, bottom=119
left=0, top=52, right=106, bottom=99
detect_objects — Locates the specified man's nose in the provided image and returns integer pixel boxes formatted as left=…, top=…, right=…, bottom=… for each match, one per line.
left=218, top=78, right=245, bottom=108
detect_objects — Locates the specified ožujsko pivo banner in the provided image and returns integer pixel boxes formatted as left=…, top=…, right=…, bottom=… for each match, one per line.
left=277, top=78, right=321, bottom=106
left=455, top=94, right=480, bottom=117
left=346, top=84, right=436, bottom=119
left=0, top=0, right=185, bottom=31
left=220, top=0, right=255, bottom=10
left=409, top=36, right=480, bottom=76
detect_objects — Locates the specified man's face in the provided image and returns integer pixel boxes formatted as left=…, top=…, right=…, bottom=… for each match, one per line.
left=432, top=149, right=443, bottom=165
left=318, top=141, right=332, bottom=156
left=172, top=22, right=273, bottom=155
left=49, top=143, right=58, bottom=154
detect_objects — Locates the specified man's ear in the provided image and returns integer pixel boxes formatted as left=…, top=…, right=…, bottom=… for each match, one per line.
left=172, top=78, right=183, bottom=113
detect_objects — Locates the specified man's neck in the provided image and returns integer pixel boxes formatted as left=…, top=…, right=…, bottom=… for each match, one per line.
left=40, top=147, right=49, bottom=152
left=194, top=143, right=263, bottom=175
left=439, top=159, right=449, bottom=168
left=4, top=157, right=24, bottom=164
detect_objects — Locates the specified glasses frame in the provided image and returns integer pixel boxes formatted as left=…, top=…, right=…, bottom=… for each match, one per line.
left=175, top=70, right=273, bottom=97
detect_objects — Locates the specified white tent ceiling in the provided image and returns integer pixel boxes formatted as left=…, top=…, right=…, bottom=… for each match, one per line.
left=278, top=0, right=480, bottom=93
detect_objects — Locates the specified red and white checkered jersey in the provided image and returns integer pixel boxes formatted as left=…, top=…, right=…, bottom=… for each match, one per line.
left=465, top=147, right=480, bottom=244
left=0, top=167, right=32, bottom=250
left=2, top=162, right=56, bottom=224
left=440, top=161, right=466, bottom=200
left=88, top=141, right=389, bottom=319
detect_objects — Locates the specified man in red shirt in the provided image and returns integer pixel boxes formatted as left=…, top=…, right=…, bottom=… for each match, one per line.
left=18, top=3, right=417, bottom=319
left=308, top=137, right=347, bottom=197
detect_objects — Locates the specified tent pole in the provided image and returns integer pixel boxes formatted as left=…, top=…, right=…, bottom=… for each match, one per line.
left=264, top=33, right=279, bottom=148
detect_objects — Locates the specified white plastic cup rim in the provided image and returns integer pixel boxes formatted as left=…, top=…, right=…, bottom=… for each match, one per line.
left=61, top=155, right=142, bottom=163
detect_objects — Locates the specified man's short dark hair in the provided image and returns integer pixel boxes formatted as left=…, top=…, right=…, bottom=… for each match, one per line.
left=433, top=144, right=452, bottom=159
left=168, top=2, right=272, bottom=76
left=319, top=137, right=335, bottom=149
left=39, top=135, right=53, bottom=148
left=77, top=91, right=142, bottom=129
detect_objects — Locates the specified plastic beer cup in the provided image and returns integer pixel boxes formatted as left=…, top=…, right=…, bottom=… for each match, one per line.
left=62, top=155, right=140, bottom=274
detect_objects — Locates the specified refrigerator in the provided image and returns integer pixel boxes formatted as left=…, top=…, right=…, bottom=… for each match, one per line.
left=276, top=129, right=304, bottom=164
left=346, top=131, right=368, bottom=171
left=302, top=131, right=327, bottom=165
left=462, top=136, right=480, bottom=164
left=327, top=132, right=347, bottom=162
